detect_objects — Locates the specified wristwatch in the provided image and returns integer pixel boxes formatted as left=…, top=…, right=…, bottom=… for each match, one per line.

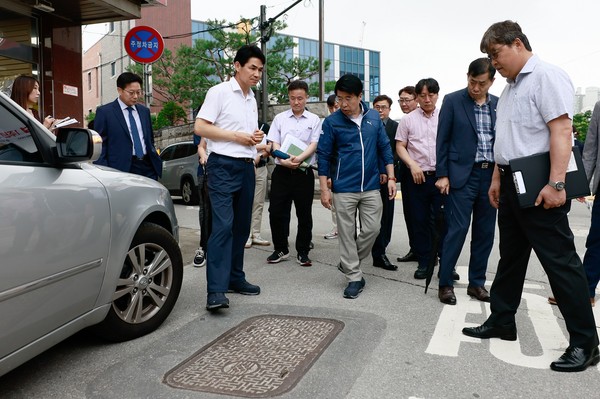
left=548, top=180, right=566, bottom=191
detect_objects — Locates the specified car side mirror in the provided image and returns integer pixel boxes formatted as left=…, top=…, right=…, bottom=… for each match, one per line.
left=55, top=128, right=93, bottom=161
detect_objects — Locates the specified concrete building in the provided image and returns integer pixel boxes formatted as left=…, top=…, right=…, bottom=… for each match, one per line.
left=82, top=0, right=192, bottom=121
left=191, top=20, right=381, bottom=103
left=1, top=1, right=161, bottom=127
left=581, top=86, right=600, bottom=113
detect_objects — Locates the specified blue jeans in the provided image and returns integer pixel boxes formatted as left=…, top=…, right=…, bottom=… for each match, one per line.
left=438, top=167, right=496, bottom=287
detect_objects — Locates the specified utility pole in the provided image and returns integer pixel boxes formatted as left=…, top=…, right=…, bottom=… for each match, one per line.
left=258, top=0, right=303, bottom=122
left=259, top=5, right=268, bottom=123
left=318, top=0, right=324, bottom=101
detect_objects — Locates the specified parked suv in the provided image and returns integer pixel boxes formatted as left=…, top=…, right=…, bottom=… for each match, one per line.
left=159, top=141, right=199, bottom=205
left=0, top=92, right=183, bottom=377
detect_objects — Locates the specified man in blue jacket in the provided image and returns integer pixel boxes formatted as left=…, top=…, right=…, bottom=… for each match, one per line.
left=317, top=74, right=397, bottom=299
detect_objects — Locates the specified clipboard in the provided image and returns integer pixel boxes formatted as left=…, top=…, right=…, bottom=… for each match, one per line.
left=508, top=146, right=590, bottom=208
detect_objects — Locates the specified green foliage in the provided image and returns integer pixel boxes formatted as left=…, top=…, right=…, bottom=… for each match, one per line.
left=308, top=80, right=337, bottom=99
left=160, top=101, right=187, bottom=125
left=573, top=110, right=592, bottom=142
left=143, top=18, right=331, bottom=114
left=151, top=113, right=167, bottom=131
left=85, top=111, right=95, bottom=123
left=264, top=35, right=333, bottom=103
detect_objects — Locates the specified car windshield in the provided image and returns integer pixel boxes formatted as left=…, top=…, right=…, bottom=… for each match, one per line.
left=0, top=105, right=42, bottom=162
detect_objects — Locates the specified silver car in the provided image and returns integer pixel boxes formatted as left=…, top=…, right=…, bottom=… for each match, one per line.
left=0, top=92, right=183, bottom=377
left=159, top=141, right=199, bottom=205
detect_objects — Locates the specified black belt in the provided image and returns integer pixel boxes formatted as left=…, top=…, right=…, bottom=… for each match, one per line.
left=132, top=154, right=150, bottom=162
left=474, top=161, right=494, bottom=169
left=497, top=164, right=511, bottom=176
left=212, top=152, right=254, bottom=164
left=275, top=164, right=309, bottom=174
left=424, top=170, right=436, bottom=176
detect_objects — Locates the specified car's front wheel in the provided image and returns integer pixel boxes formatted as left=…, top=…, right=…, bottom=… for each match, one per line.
left=94, top=222, right=183, bottom=342
left=180, top=176, right=199, bottom=205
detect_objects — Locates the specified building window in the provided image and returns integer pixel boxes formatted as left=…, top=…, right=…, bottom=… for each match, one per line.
left=339, top=46, right=365, bottom=82
left=369, top=51, right=380, bottom=98
left=191, top=21, right=212, bottom=42
left=87, top=72, right=92, bottom=91
left=110, top=62, right=116, bottom=77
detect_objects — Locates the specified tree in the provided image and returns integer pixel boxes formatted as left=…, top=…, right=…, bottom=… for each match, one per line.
left=573, top=110, right=592, bottom=142
left=143, top=19, right=333, bottom=115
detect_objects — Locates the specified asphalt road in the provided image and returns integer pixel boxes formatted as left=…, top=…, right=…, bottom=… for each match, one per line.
left=1, top=195, right=599, bottom=398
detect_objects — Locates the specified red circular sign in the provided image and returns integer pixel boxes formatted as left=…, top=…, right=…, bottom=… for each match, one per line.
left=124, top=26, right=164, bottom=64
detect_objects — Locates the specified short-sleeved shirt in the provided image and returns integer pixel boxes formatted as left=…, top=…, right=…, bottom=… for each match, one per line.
left=268, top=108, right=321, bottom=165
left=196, top=78, right=258, bottom=159
left=494, top=55, right=574, bottom=165
left=395, top=107, right=438, bottom=171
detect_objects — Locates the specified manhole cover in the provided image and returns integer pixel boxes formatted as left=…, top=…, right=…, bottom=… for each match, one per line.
left=163, top=314, right=344, bottom=397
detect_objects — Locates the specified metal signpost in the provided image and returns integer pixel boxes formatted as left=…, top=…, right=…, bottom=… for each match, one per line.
left=124, top=26, right=165, bottom=106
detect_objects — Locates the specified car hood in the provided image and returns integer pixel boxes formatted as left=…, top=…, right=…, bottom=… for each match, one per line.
left=79, top=162, right=178, bottom=238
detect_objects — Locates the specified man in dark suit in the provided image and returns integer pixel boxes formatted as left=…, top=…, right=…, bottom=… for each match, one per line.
left=93, top=72, right=162, bottom=180
left=371, top=94, right=399, bottom=270
left=435, top=58, right=498, bottom=305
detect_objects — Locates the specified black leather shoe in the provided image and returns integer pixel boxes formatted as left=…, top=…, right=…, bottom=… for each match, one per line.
left=397, top=251, right=417, bottom=262
left=467, top=286, right=490, bottom=302
left=550, top=346, right=600, bottom=372
left=438, top=286, right=456, bottom=305
left=462, top=323, right=517, bottom=341
left=414, top=267, right=427, bottom=279
left=374, top=255, right=398, bottom=271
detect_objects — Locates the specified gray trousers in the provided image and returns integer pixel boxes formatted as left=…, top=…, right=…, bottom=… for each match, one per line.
left=250, top=165, right=268, bottom=237
left=334, top=190, right=382, bottom=282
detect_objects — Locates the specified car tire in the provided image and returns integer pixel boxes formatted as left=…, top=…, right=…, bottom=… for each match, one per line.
left=94, top=222, right=183, bottom=342
left=181, top=176, right=199, bottom=205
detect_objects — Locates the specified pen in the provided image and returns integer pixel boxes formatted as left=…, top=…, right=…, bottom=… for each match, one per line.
left=259, top=124, right=264, bottom=132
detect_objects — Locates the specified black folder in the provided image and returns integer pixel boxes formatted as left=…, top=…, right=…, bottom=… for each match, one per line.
left=508, top=147, right=590, bottom=208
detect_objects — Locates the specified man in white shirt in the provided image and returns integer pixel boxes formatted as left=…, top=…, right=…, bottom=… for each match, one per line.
left=194, top=45, right=266, bottom=311
left=267, top=80, right=321, bottom=266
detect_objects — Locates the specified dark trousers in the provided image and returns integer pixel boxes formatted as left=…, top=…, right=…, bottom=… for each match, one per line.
left=583, top=189, right=600, bottom=298
left=486, top=167, right=598, bottom=349
left=438, top=166, right=496, bottom=287
left=372, top=183, right=395, bottom=259
left=268, top=165, right=314, bottom=255
left=405, top=173, right=445, bottom=270
left=205, top=153, right=255, bottom=293
left=399, top=163, right=416, bottom=251
left=130, top=156, right=158, bottom=180
left=197, top=172, right=212, bottom=251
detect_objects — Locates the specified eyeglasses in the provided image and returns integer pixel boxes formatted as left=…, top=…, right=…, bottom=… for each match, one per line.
left=398, top=97, right=415, bottom=103
left=123, top=89, right=143, bottom=96
left=487, top=44, right=507, bottom=61
left=374, top=105, right=389, bottom=111
left=336, top=96, right=357, bottom=105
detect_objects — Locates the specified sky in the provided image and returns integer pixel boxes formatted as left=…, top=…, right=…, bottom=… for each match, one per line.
left=84, top=0, right=600, bottom=119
